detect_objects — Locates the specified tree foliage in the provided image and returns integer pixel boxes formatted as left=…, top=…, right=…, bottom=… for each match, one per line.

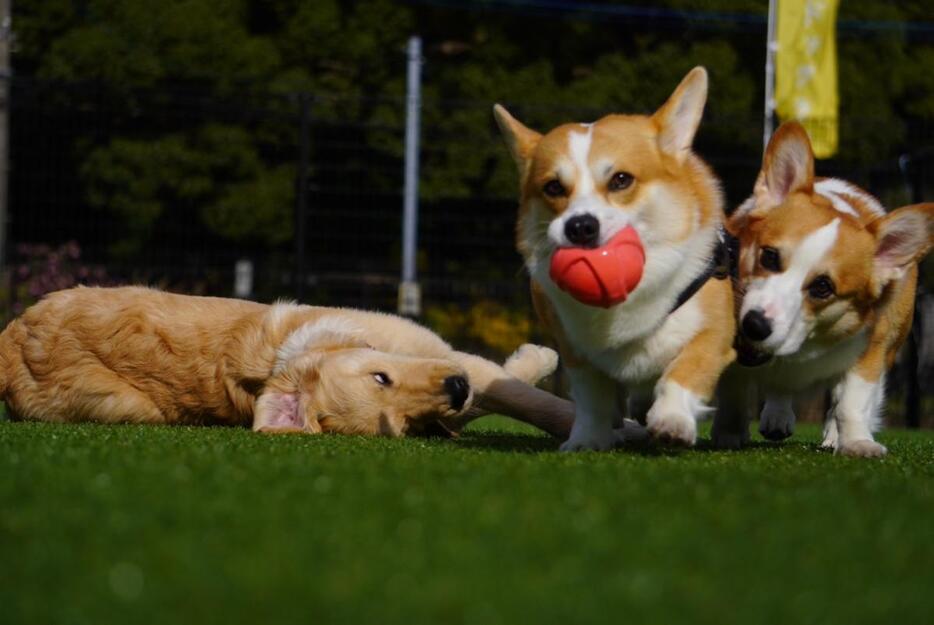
left=12, top=0, right=934, bottom=257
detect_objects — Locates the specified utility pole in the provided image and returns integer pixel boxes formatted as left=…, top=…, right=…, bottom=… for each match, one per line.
left=0, top=0, right=10, bottom=270
left=763, top=0, right=778, bottom=152
left=398, top=36, right=422, bottom=318
left=295, top=93, right=311, bottom=302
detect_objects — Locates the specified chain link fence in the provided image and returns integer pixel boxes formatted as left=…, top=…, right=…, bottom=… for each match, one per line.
left=5, top=75, right=932, bottom=425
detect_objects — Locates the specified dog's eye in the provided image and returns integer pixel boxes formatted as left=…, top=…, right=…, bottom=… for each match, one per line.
left=807, top=275, right=835, bottom=299
left=543, top=179, right=566, bottom=198
left=760, top=247, right=782, bottom=272
left=372, top=372, right=393, bottom=386
left=607, top=171, right=634, bottom=191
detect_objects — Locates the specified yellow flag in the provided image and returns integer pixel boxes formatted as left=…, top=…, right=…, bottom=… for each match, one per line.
left=775, top=0, right=840, bottom=158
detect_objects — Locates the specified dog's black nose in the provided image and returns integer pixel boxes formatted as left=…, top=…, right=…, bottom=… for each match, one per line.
left=443, top=375, right=469, bottom=411
left=564, top=214, right=600, bottom=247
left=741, top=309, right=773, bottom=341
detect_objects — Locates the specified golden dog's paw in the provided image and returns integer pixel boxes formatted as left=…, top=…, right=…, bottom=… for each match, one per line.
left=836, top=439, right=887, bottom=458
left=504, top=343, right=559, bottom=384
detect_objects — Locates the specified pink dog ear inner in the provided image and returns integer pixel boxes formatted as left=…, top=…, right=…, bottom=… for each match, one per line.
left=255, top=392, right=318, bottom=433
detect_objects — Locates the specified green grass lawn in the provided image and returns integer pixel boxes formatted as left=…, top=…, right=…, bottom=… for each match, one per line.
left=1, top=415, right=932, bottom=625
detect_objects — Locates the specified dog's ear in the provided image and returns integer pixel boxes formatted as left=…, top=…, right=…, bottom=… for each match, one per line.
left=653, top=66, right=707, bottom=162
left=754, top=121, right=814, bottom=212
left=493, top=104, right=542, bottom=170
left=872, top=203, right=934, bottom=285
left=274, top=317, right=369, bottom=373
left=253, top=389, right=322, bottom=434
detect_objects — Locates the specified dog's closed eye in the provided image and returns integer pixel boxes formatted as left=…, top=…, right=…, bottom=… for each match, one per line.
left=372, top=372, right=393, bottom=386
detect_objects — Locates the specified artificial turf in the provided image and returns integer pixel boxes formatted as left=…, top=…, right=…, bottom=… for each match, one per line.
left=1, top=415, right=931, bottom=625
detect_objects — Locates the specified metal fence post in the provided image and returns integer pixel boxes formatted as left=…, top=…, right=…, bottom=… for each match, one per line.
left=398, top=36, right=423, bottom=317
left=899, top=153, right=925, bottom=428
left=295, top=92, right=311, bottom=302
left=762, top=0, right=778, bottom=153
left=0, top=0, right=11, bottom=271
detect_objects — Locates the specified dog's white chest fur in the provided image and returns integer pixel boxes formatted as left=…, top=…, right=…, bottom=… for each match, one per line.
left=751, top=330, right=868, bottom=393
left=537, top=271, right=705, bottom=384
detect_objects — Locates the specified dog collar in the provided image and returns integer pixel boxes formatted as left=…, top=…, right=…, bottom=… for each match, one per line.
left=669, top=226, right=738, bottom=315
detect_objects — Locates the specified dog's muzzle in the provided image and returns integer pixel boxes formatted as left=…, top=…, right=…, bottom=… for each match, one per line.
left=443, top=375, right=470, bottom=411
left=549, top=225, right=645, bottom=308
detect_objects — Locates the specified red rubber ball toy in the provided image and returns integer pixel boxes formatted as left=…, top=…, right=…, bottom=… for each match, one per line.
left=549, top=225, right=645, bottom=308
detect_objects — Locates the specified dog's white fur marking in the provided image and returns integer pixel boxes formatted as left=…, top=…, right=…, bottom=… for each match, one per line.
left=568, top=126, right=595, bottom=194
left=560, top=366, right=621, bottom=451
left=548, top=125, right=638, bottom=248
left=535, top=222, right=715, bottom=359
left=814, top=179, right=860, bottom=217
left=741, top=218, right=840, bottom=355
left=597, top=296, right=706, bottom=382
left=814, top=178, right=885, bottom=217
left=748, top=328, right=868, bottom=394
left=274, top=316, right=365, bottom=373
left=829, top=371, right=887, bottom=456
left=646, top=380, right=709, bottom=445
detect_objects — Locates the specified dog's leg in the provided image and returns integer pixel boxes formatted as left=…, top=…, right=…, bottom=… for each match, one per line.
left=559, top=365, right=620, bottom=451
left=758, top=393, right=796, bottom=441
left=649, top=378, right=710, bottom=447
left=829, top=370, right=887, bottom=457
left=447, top=349, right=574, bottom=439
left=651, top=281, right=736, bottom=447
left=821, top=413, right=838, bottom=449
left=652, top=330, right=735, bottom=447
left=66, top=374, right=166, bottom=424
left=710, top=373, right=753, bottom=449
left=625, top=386, right=654, bottom=424
left=502, top=343, right=559, bottom=383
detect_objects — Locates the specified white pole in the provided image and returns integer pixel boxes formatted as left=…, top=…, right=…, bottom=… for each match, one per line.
left=0, top=0, right=10, bottom=270
left=399, top=36, right=422, bottom=317
left=763, top=0, right=778, bottom=152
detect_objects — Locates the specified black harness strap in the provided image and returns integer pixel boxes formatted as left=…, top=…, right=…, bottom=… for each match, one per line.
left=668, top=226, right=739, bottom=315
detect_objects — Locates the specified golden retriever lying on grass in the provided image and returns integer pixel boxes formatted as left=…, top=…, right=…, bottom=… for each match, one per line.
left=0, top=286, right=574, bottom=438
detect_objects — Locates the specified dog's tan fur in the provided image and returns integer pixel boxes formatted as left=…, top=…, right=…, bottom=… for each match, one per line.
left=0, top=286, right=573, bottom=438
left=721, top=122, right=934, bottom=456
left=495, top=68, right=735, bottom=450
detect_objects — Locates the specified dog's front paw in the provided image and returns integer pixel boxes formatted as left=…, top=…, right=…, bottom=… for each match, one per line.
left=559, top=429, right=620, bottom=452
left=646, top=409, right=696, bottom=447
left=820, top=420, right=838, bottom=450
left=504, top=344, right=559, bottom=384
left=837, top=439, right=887, bottom=458
left=615, top=418, right=650, bottom=445
left=757, top=396, right=795, bottom=441
left=759, top=411, right=794, bottom=441
left=711, top=426, right=749, bottom=450
left=759, top=423, right=793, bottom=441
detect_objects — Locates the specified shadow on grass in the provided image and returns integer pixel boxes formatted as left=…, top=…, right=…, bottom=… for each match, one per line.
left=455, top=431, right=560, bottom=453
left=456, top=430, right=800, bottom=456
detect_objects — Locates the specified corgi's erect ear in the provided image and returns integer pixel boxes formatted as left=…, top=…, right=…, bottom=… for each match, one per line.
left=493, top=104, right=542, bottom=169
left=873, top=203, right=934, bottom=284
left=653, top=66, right=708, bottom=162
left=755, top=121, right=814, bottom=211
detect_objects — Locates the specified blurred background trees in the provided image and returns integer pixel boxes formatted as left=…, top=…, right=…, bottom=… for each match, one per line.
left=6, top=0, right=932, bottom=412
left=14, top=0, right=934, bottom=246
